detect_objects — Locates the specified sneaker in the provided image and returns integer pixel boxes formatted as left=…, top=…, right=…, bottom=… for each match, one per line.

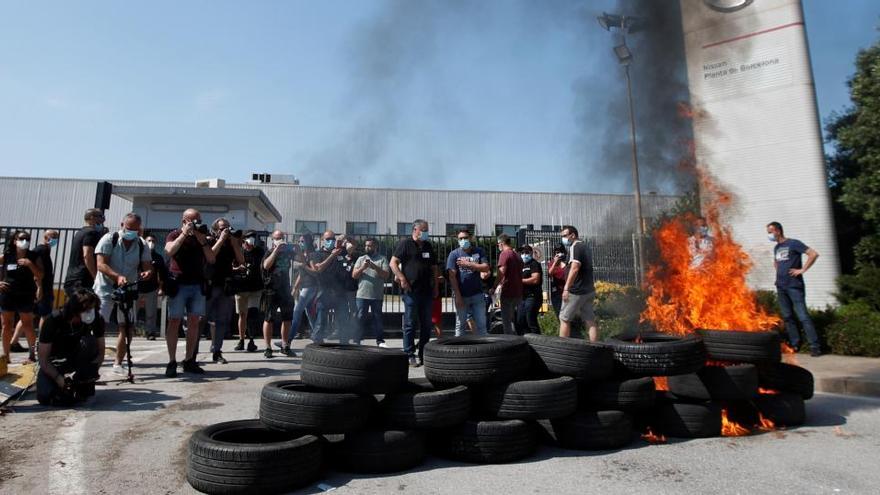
left=9, top=342, right=26, bottom=353
left=165, top=361, right=178, bottom=378
left=810, top=349, right=823, bottom=357
left=212, top=351, right=228, bottom=364
left=292, top=333, right=305, bottom=340
left=234, top=339, right=245, bottom=351
left=264, top=348, right=274, bottom=359
left=247, top=339, right=258, bottom=352
left=377, top=342, right=388, bottom=349
left=182, top=359, right=206, bottom=374
left=111, top=364, right=127, bottom=376
left=282, top=345, right=295, bottom=357
left=274, top=341, right=286, bottom=350
left=408, top=356, right=419, bottom=367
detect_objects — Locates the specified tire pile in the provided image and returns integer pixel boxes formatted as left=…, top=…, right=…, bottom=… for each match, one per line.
left=186, top=332, right=815, bottom=494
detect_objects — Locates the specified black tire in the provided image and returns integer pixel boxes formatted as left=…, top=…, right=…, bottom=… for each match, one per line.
left=697, top=329, right=781, bottom=364
left=423, top=335, right=530, bottom=386
left=431, top=419, right=536, bottom=464
left=667, top=364, right=759, bottom=401
left=524, top=334, right=614, bottom=382
left=756, top=362, right=814, bottom=400
left=301, top=343, right=409, bottom=394
left=187, top=420, right=322, bottom=494
left=756, top=392, right=806, bottom=426
left=333, top=430, right=427, bottom=474
left=654, top=401, right=722, bottom=438
left=606, top=333, right=706, bottom=376
left=540, top=410, right=634, bottom=450
left=479, top=376, right=577, bottom=420
left=259, top=380, right=376, bottom=434
left=380, top=378, right=471, bottom=429
left=581, top=376, right=655, bottom=410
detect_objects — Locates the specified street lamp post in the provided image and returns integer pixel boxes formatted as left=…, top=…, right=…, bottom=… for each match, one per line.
left=598, top=13, right=647, bottom=284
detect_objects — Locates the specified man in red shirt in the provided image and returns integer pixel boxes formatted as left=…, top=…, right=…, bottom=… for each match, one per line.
left=493, top=234, right=523, bottom=335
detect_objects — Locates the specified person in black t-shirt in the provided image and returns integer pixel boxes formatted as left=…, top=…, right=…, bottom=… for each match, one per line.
left=309, top=231, right=349, bottom=344
left=290, top=233, right=320, bottom=341
left=558, top=225, right=598, bottom=341
left=10, top=230, right=58, bottom=353
left=233, top=230, right=264, bottom=352
left=340, top=237, right=361, bottom=341
left=390, top=219, right=439, bottom=366
left=36, top=288, right=105, bottom=406
left=516, top=245, right=543, bottom=335
left=1, top=230, right=44, bottom=362
left=140, top=233, right=168, bottom=340
left=63, top=208, right=105, bottom=297
left=205, top=217, right=244, bottom=365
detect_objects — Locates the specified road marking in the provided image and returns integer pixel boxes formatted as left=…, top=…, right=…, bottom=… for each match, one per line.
left=48, top=411, right=87, bottom=495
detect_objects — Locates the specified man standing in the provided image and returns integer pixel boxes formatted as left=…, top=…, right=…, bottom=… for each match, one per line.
left=446, top=229, right=489, bottom=336
left=94, top=213, right=153, bottom=376
left=340, top=237, right=361, bottom=342
left=309, top=231, right=347, bottom=344
left=493, top=234, right=523, bottom=335
left=353, top=238, right=390, bottom=346
left=233, top=230, right=262, bottom=352
left=688, top=216, right=714, bottom=269
left=206, top=218, right=245, bottom=365
left=390, top=220, right=439, bottom=367
left=140, top=233, right=167, bottom=341
left=767, top=221, right=821, bottom=356
left=165, top=208, right=216, bottom=377
left=63, top=208, right=104, bottom=297
left=558, top=226, right=598, bottom=341
left=261, top=230, right=296, bottom=358
left=10, top=230, right=58, bottom=353
left=516, top=245, right=543, bottom=335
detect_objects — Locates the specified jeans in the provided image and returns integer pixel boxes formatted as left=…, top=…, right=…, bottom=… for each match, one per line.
left=141, top=290, right=159, bottom=335
left=777, top=286, right=819, bottom=351
left=550, top=290, right=562, bottom=317
left=314, top=290, right=352, bottom=344
left=402, top=290, right=433, bottom=359
left=454, top=293, right=487, bottom=337
left=168, top=284, right=206, bottom=319
left=291, top=286, right=319, bottom=337
left=517, top=296, right=541, bottom=335
left=207, top=286, right=234, bottom=353
left=500, top=296, right=521, bottom=335
left=356, top=298, right=384, bottom=344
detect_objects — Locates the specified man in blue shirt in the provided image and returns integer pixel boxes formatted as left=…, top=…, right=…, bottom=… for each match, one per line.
left=767, top=221, right=821, bottom=356
left=446, top=229, right=490, bottom=336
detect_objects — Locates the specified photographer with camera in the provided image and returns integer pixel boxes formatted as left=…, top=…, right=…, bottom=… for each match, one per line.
left=310, top=231, right=349, bottom=344
left=261, top=230, right=295, bottom=358
left=94, top=213, right=153, bottom=376
left=164, top=208, right=216, bottom=377
left=37, top=288, right=105, bottom=406
left=233, top=230, right=263, bottom=352
left=205, top=218, right=244, bottom=364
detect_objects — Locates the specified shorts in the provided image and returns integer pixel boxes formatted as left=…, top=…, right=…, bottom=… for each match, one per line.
left=559, top=291, right=596, bottom=324
left=262, top=289, right=294, bottom=322
left=0, top=292, right=35, bottom=314
left=235, top=290, right=262, bottom=314
left=98, top=294, right=135, bottom=328
left=168, top=283, right=206, bottom=319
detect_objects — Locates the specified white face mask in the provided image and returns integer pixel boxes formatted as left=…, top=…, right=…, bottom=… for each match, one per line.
left=273, top=238, right=284, bottom=247
left=146, top=241, right=156, bottom=250
left=80, top=308, right=96, bottom=325
left=245, top=237, right=256, bottom=246
left=16, top=239, right=30, bottom=250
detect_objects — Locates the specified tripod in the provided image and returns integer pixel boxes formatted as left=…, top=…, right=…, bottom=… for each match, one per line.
left=115, top=296, right=137, bottom=385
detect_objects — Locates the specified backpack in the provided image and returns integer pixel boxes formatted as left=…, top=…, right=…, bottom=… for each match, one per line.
left=110, top=233, right=155, bottom=293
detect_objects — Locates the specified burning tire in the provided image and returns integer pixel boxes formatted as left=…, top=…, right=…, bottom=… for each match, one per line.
left=479, top=376, right=578, bottom=420
left=667, top=364, right=759, bottom=401
left=653, top=400, right=722, bottom=438
left=187, top=420, right=322, bottom=494
left=332, top=429, right=427, bottom=474
left=379, top=378, right=471, bottom=429
left=756, top=392, right=806, bottom=426
left=539, top=410, right=634, bottom=450
left=605, top=333, right=706, bottom=376
left=301, top=343, right=409, bottom=394
left=423, top=335, right=530, bottom=386
left=580, top=376, right=656, bottom=410
left=756, top=362, right=814, bottom=400
left=524, top=333, right=614, bottom=382
left=431, top=419, right=537, bottom=464
left=696, top=329, right=782, bottom=363
left=259, top=380, right=376, bottom=434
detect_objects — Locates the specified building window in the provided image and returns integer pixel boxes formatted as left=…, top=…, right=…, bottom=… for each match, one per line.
left=494, top=224, right=519, bottom=236
left=346, top=222, right=377, bottom=235
left=446, top=223, right=476, bottom=236
left=295, top=220, right=326, bottom=234
left=397, top=222, right=412, bottom=236
left=541, top=224, right=563, bottom=232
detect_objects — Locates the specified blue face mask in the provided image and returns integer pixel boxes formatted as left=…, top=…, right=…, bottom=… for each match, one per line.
left=324, top=239, right=335, bottom=250
left=521, top=254, right=532, bottom=263
left=419, top=231, right=430, bottom=242
left=48, top=238, right=58, bottom=248
left=95, top=223, right=104, bottom=231
left=699, top=226, right=710, bottom=236
left=122, top=229, right=138, bottom=241
left=561, top=237, right=571, bottom=247
left=768, top=233, right=777, bottom=243
left=458, top=239, right=471, bottom=249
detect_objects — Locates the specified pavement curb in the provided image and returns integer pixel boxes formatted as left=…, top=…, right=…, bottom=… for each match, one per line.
left=815, top=376, right=880, bottom=398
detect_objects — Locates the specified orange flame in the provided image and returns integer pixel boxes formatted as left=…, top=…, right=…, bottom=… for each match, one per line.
left=756, top=412, right=776, bottom=431
left=781, top=343, right=800, bottom=365
left=721, top=408, right=750, bottom=437
left=641, top=427, right=667, bottom=444
left=653, top=376, right=669, bottom=391
left=758, top=387, right=780, bottom=395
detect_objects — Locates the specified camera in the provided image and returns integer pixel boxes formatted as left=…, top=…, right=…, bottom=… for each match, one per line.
left=111, top=281, right=140, bottom=305
left=228, top=228, right=243, bottom=239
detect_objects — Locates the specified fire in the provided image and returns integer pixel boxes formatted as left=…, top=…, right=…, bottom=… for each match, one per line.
left=781, top=343, right=800, bottom=365
left=758, top=387, right=780, bottom=395
left=720, top=408, right=750, bottom=437
left=641, top=427, right=667, bottom=444
left=640, top=166, right=781, bottom=335
left=756, top=413, right=776, bottom=431
left=653, top=376, right=669, bottom=391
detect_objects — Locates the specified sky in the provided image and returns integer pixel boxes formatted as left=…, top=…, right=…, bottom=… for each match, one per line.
left=0, top=0, right=877, bottom=194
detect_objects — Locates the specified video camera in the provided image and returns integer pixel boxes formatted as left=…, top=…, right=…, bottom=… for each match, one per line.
left=111, top=281, right=140, bottom=305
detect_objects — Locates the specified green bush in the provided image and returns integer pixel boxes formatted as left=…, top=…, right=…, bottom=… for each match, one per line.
left=837, top=264, right=880, bottom=311
left=537, top=283, right=645, bottom=340
left=825, top=302, right=880, bottom=357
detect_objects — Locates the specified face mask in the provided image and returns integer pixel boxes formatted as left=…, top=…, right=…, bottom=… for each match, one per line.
left=561, top=237, right=571, bottom=247
left=521, top=254, right=532, bottom=263
left=458, top=239, right=471, bottom=249
left=345, top=243, right=354, bottom=251
left=245, top=237, right=256, bottom=246
left=121, top=229, right=138, bottom=241
left=16, top=239, right=29, bottom=250
left=699, top=226, right=710, bottom=236
left=767, top=233, right=777, bottom=242
left=94, top=223, right=104, bottom=231
left=146, top=241, right=156, bottom=250
left=48, top=238, right=59, bottom=248
left=298, top=241, right=307, bottom=250
left=419, top=231, right=429, bottom=242
left=80, top=308, right=96, bottom=325
left=273, top=239, right=284, bottom=247
left=366, top=247, right=376, bottom=255
left=324, top=239, right=335, bottom=250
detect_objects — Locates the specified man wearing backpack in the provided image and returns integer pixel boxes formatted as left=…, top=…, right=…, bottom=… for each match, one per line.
left=94, top=212, right=153, bottom=376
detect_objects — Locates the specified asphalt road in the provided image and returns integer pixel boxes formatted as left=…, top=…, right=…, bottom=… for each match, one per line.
left=2, top=338, right=879, bottom=495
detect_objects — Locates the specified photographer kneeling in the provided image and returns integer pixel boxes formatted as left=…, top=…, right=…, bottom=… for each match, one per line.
left=37, top=288, right=105, bottom=406
left=94, top=213, right=153, bottom=376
